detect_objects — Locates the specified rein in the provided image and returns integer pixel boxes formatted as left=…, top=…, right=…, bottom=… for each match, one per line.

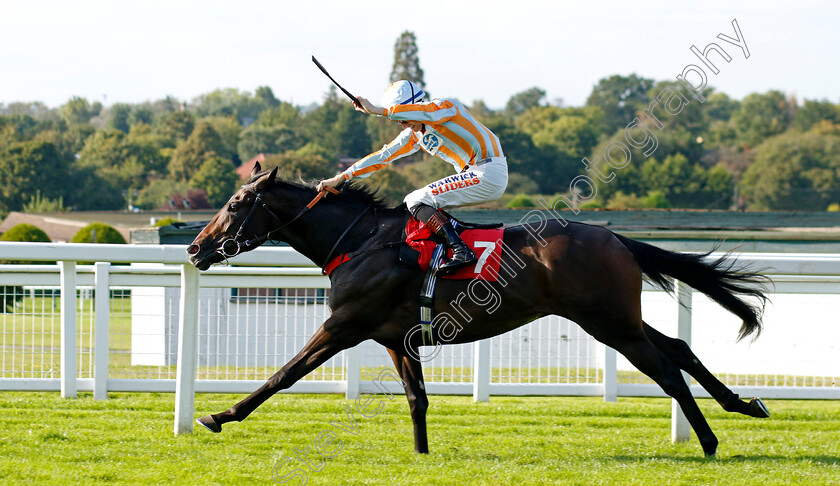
left=320, top=205, right=374, bottom=273
left=217, top=185, right=340, bottom=259
left=217, top=183, right=400, bottom=276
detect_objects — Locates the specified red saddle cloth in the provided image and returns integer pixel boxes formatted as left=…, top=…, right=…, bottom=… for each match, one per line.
left=405, top=218, right=505, bottom=281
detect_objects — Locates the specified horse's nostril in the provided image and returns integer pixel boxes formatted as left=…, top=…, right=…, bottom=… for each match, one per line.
left=187, top=244, right=201, bottom=255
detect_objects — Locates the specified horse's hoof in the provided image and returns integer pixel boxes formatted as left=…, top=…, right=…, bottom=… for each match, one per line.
left=748, top=397, right=770, bottom=418
left=196, top=416, right=222, bottom=433
left=704, top=452, right=717, bottom=460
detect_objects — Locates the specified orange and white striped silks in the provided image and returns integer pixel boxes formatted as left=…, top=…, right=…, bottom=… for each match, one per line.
left=342, top=98, right=504, bottom=180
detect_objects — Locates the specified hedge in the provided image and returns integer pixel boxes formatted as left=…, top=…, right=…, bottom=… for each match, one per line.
left=71, top=223, right=127, bottom=244
left=0, top=223, right=50, bottom=312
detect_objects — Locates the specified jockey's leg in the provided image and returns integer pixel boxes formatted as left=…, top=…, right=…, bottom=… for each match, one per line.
left=408, top=203, right=438, bottom=223
left=428, top=209, right=477, bottom=274
left=409, top=203, right=477, bottom=274
left=404, top=158, right=508, bottom=274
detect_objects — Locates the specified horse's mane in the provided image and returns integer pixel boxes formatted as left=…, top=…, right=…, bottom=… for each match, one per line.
left=248, top=171, right=403, bottom=213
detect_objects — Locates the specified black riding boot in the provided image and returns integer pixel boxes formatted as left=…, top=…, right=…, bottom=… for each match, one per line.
left=427, top=211, right=477, bottom=274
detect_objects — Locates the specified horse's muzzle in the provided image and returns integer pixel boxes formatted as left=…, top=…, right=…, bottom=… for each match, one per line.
left=186, top=244, right=219, bottom=270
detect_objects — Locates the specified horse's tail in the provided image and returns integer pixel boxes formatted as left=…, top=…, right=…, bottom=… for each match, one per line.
left=613, top=233, right=769, bottom=341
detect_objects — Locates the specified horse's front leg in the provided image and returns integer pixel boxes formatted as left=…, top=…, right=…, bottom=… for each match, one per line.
left=386, top=346, right=430, bottom=453
left=197, top=317, right=361, bottom=433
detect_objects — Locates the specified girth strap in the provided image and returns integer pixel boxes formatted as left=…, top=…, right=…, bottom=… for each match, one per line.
left=419, top=244, right=446, bottom=346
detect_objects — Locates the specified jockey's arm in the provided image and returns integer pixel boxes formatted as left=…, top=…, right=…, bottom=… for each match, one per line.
left=354, top=97, right=458, bottom=124
left=317, top=129, right=419, bottom=192
left=354, top=96, right=387, bottom=116
left=317, top=173, right=345, bottom=192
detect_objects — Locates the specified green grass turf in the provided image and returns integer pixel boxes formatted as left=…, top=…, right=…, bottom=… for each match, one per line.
left=0, top=392, right=837, bottom=485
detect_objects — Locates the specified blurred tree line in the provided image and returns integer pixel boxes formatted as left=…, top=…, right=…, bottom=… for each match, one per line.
left=1, top=32, right=840, bottom=217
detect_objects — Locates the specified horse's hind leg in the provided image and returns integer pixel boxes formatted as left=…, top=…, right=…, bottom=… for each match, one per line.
left=611, top=334, right=720, bottom=457
left=386, top=346, right=429, bottom=453
left=642, top=322, right=770, bottom=418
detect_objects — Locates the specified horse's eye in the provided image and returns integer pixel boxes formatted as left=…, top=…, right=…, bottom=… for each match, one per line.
left=229, top=202, right=239, bottom=212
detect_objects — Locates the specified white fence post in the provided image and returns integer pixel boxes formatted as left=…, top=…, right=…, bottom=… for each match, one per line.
left=603, top=345, right=617, bottom=402
left=473, top=339, right=490, bottom=402
left=345, top=345, right=361, bottom=400
left=672, top=281, right=693, bottom=443
left=4, top=245, right=840, bottom=402
left=94, top=262, right=110, bottom=400
left=174, top=264, right=200, bottom=435
left=60, top=261, right=77, bottom=399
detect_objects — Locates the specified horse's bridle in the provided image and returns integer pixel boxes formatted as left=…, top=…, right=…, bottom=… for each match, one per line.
left=217, top=185, right=341, bottom=259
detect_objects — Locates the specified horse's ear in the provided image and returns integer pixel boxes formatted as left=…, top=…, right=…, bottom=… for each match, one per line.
left=254, top=166, right=278, bottom=191
left=250, top=161, right=262, bottom=179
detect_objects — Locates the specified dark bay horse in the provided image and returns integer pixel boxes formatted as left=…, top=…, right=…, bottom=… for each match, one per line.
left=186, top=163, right=770, bottom=458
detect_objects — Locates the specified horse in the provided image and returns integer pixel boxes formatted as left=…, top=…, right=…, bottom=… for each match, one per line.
left=186, top=163, right=771, bottom=458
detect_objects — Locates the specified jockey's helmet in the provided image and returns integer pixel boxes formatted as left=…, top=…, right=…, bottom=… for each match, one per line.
left=380, top=80, right=425, bottom=108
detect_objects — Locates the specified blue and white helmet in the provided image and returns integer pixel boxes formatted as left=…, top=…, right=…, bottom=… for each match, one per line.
left=380, top=80, right=425, bottom=108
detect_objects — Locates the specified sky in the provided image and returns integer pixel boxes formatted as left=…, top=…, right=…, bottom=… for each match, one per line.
left=0, top=0, right=837, bottom=110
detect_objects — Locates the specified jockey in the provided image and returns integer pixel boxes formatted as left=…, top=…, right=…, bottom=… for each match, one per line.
left=318, top=80, right=508, bottom=274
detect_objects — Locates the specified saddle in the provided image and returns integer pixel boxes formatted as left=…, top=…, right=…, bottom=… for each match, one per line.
left=323, top=211, right=505, bottom=280
left=398, top=213, right=506, bottom=346
left=399, top=214, right=505, bottom=281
